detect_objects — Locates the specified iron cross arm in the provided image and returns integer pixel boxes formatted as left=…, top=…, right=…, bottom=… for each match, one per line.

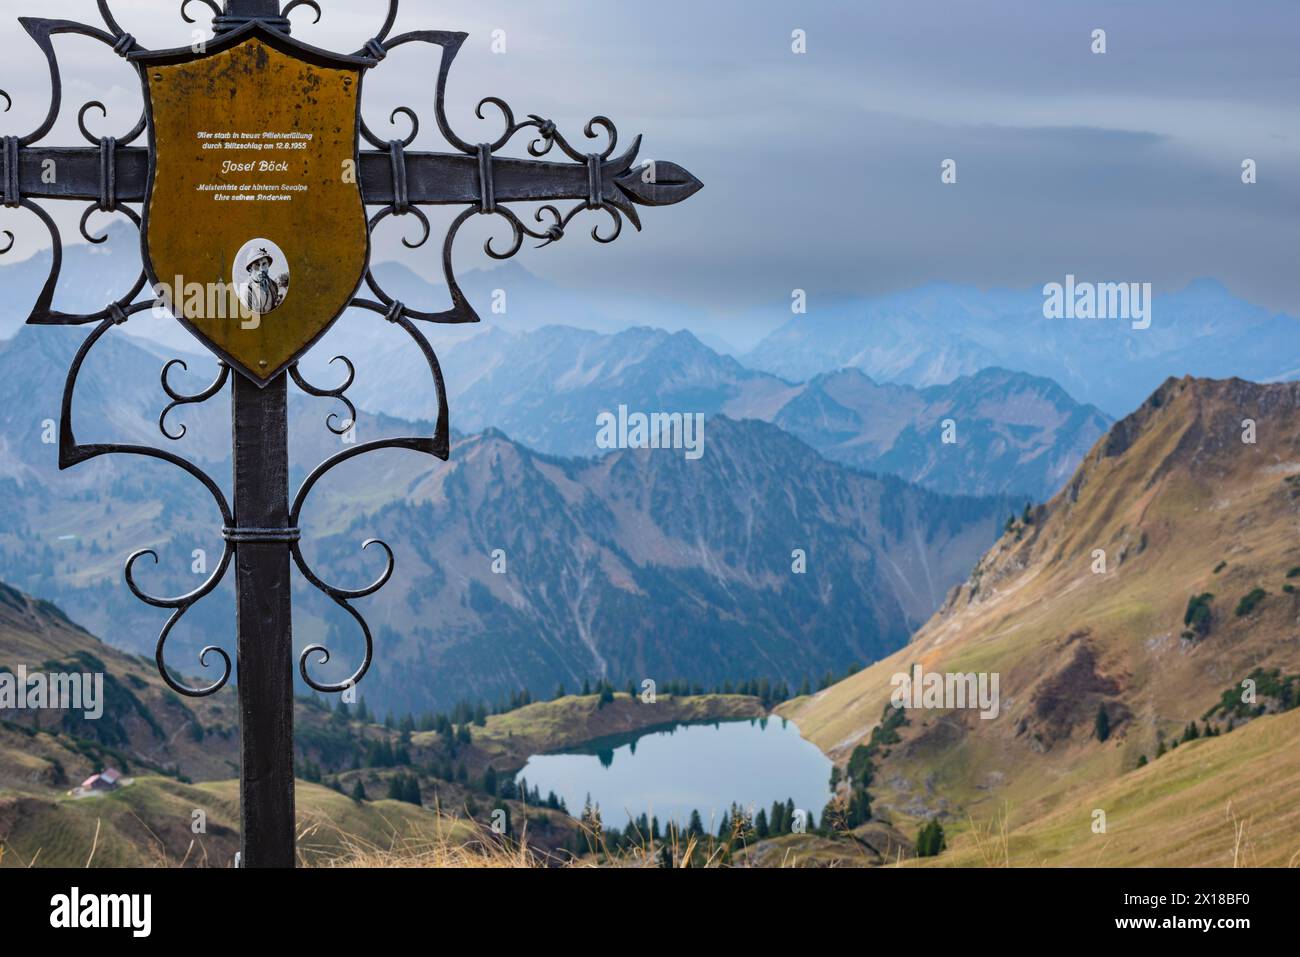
left=10, top=142, right=700, bottom=224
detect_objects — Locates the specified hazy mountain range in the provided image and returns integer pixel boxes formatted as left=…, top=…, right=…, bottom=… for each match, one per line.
left=9, top=223, right=1297, bottom=421
left=304, top=320, right=1105, bottom=500
left=2, top=225, right=1120, bottom=503
left=0, top=324, right=1013, bottom=714
left=744, top=280, right=1300, bottom=417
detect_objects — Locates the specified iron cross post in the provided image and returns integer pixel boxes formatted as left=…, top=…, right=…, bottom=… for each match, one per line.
left=1, top=0, right=700, bottom=867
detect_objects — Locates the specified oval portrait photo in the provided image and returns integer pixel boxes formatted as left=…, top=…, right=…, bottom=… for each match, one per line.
left=234, top=238, right=290, bottom=317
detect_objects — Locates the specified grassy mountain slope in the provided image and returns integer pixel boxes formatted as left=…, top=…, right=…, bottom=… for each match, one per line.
left=781, top=377, right=1300, bottom=862
left=0, top=774, right=480, bottom=868
left=913, top=707, right=1300, bottom=868
left=0, top=581, right=239, bottom=783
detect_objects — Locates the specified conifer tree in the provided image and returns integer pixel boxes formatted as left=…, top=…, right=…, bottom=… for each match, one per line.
left=770, top=800, right=786, bottom=835
left=916, top=819, right=946, bottom=857
left=1095, top=703, right=1111, bottom=742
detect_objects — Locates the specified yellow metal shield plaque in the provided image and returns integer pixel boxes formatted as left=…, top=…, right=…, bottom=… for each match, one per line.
left=139, top=28, right=369, bottom=384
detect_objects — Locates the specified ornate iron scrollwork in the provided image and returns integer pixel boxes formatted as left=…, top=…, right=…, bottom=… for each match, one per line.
left=0, top=0, right=700, bottom=698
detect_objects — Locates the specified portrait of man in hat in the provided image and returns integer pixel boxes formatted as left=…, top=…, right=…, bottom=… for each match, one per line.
left=236, top=240, right=290, bottom=316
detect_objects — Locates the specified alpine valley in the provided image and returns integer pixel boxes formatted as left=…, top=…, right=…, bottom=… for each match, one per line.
left=3, top=231, right=1300, bottom=868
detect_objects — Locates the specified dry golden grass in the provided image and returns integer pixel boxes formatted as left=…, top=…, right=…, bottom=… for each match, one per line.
left=959, top=802, right=1011, bottom=868
left=307, top=808, right=763, bottom=868
left=306, top=820, right=545, bottom=868
left=901, top=708, right=1300, bottom=868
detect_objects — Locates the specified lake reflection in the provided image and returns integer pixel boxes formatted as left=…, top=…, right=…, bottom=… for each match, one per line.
left=514, top=716, right=832, bottom=830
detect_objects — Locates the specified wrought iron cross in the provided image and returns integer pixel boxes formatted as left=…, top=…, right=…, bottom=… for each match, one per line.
left=0, top=0, right=700, bottom=867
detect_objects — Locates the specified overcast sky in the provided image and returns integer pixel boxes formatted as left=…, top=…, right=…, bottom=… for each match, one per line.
left=2, top=0, right=1298, bottom=325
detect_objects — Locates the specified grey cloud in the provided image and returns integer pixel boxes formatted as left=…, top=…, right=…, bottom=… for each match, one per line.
left=1, top=0, right=1297, bottom=330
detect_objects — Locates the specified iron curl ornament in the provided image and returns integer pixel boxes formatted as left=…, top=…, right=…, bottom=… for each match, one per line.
left=0, top=0, right=699, bottom=867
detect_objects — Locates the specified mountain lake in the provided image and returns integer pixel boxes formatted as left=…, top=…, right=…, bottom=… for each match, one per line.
left=514, top=716, right=832, bottom=830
